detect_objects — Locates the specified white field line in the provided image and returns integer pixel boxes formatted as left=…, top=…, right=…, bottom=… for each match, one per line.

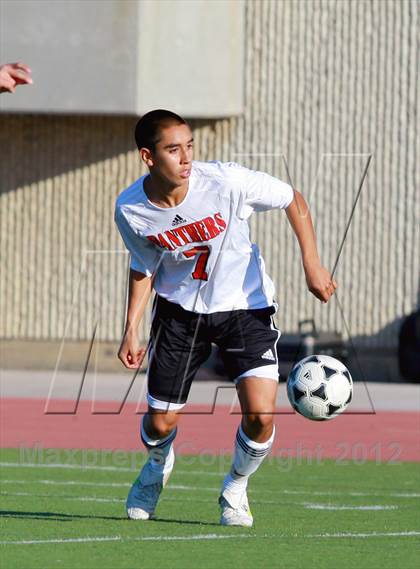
left=0, top=462, right=227, bottom=476
left=0, top=461, right=141, bottom=473
left=303, top=503, right=398, bottom=511
left=308, top=531, right=420, bottom=539
left=1, top=491, right=216, bottom=505
left=1, top=479, right=131, bottom=488
left=1, top=491, right=124, bottom=503
left=1, top=462, right=420, bottom=499
left=0, top=533, right=253, bottom=545
left=1, top=531, right=420, bottom=546
left=1, top=475, right=419, bottom=499
left=0, top=491, right=231, bottom=505
left=281, top=489, right=420, bottom=499
left=0, top=462, right=224, bottom=476
left=0, top=479, right=213, bottom=492
left=0, top=491, right=406, bottom=510
left=2, top=461, right=419, bottom=496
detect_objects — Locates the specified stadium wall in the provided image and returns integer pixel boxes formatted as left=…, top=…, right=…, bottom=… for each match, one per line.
left=0, top=1, right=418, bottom=367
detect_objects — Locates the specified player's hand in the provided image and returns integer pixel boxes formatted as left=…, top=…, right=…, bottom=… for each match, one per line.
left=0, top=62, right=33, bottom=93
left=118, top=330, right=147, bottom=369
left=303, top=261, right=337, bottom=303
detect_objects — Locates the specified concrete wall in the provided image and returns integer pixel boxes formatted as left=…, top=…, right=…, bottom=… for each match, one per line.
left=0, top=1, right=418, bottom=358
left=0, top=0, right=244, bottom=116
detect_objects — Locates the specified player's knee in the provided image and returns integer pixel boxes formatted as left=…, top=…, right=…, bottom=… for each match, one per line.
left=243, top=413, right=273, bottom=436
left=147, top=412, right=179, bottom=439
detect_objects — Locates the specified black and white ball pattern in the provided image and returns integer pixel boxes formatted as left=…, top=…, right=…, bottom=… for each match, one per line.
left=287, top=355, right=353, bottom=421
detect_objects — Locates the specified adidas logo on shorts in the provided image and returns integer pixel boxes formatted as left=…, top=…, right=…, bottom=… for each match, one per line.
left=172, top=214, right=187, bottom=226
left=261, top=349, right=276, bottom=361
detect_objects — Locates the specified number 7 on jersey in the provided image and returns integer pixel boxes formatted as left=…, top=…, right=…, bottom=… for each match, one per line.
left=182, top=245, right=210, bottom=281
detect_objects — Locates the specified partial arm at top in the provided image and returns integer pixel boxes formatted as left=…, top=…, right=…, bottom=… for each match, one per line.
left=0, top=62, right=33, bottom=93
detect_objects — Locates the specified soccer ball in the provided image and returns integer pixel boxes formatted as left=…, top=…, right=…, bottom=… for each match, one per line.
left=287, top=355, right=353, bottom=420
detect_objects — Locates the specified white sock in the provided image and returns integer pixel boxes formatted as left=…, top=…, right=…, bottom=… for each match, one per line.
left=140, top=416, right=177, bottom=479
left=221, top=424, right=275, bottom=508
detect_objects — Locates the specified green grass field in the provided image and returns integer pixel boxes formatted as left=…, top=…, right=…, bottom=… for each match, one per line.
left=1, top=448, right=419, bottom=569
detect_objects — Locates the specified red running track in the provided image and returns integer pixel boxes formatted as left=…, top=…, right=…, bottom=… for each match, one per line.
left=1, top=398, right=419, bottom=462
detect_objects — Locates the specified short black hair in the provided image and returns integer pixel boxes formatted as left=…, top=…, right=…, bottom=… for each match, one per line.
left=134, top=109, right=187, bottom=152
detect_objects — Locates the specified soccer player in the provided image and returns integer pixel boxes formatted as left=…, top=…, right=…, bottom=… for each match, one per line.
left=115, top=109, right=337, bottom=527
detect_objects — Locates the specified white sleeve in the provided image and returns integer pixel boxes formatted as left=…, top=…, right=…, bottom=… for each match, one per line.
left=114, top=206, right=160, bottom=277
left=223, top=162, right=294, bottom=220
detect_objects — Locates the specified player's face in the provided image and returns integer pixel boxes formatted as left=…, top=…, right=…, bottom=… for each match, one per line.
left=145, top=123, right=194, bottom=186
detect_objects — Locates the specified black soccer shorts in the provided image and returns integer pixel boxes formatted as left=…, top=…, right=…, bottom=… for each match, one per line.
left=146, top=295, right=281, bottom=410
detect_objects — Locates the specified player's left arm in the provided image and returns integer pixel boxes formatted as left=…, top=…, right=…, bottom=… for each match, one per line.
left=285, top=190, right=337, bottom=303
left=0, top=62, right=33, bottom=93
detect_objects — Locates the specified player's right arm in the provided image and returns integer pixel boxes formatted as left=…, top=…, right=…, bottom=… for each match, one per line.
left=114, top=201, right=160, bottom=368
left=118, top=269, right=153, bottom=369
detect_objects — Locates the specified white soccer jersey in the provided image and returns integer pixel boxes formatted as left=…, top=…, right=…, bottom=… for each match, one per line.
left=115, top=161, right=294, bottom=313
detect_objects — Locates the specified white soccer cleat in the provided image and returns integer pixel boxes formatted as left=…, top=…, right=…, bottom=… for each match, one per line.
left=126, top=462, right=171, bottom=521
left=126, top=480, right=161, bottom=520
left=219, top=494, right=254, bottom=527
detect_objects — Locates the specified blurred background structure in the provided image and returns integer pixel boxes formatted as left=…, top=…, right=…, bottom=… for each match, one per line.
left=0, top=0, right=418, bottom=380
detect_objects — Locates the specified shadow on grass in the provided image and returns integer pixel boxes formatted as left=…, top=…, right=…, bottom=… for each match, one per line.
left=152, top=517, right=220, bottom=527
left=0, top=510, right=219, bottom=526
left=0, top=510, right=125, bottom=522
